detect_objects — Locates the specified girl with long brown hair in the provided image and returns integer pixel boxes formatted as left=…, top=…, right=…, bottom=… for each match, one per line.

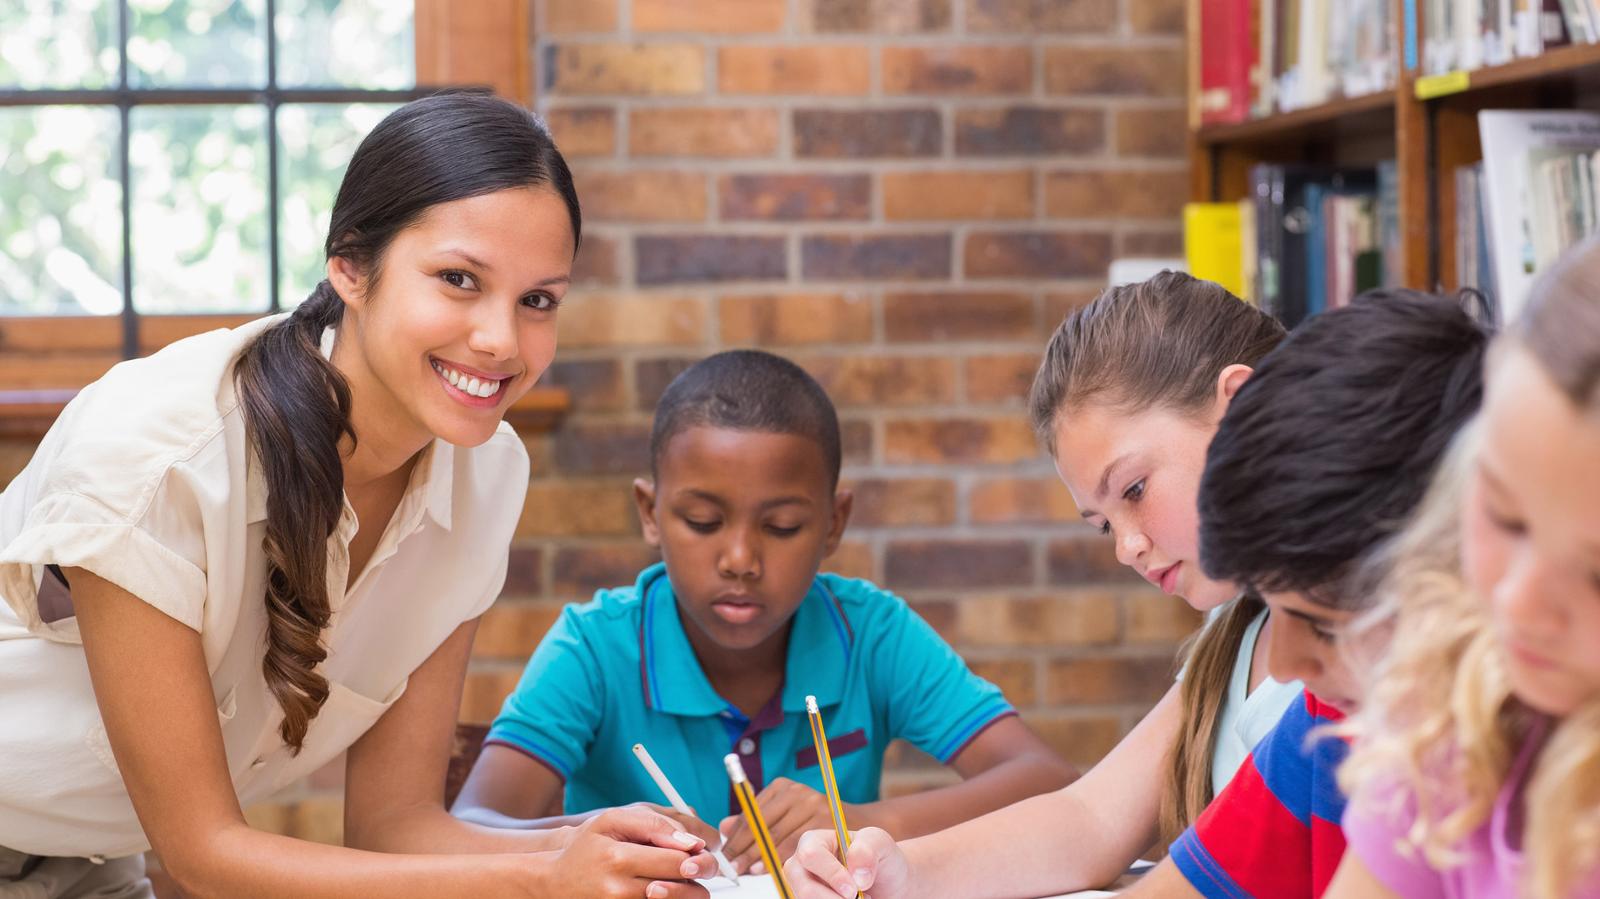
left=786, top=271, right=1302, bottom=897
left=0, top=93, right=713, bottom=898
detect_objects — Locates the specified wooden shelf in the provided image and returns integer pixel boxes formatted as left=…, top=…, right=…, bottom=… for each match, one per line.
left=1196, top=90, right=1396, bottom=146
left=1422, top=42, right=1600, bottom=98
left=0, top=386, right=571, bottom=440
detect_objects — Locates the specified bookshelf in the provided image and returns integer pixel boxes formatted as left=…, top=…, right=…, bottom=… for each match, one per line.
left=1186, top=0, right=1600, bottom=298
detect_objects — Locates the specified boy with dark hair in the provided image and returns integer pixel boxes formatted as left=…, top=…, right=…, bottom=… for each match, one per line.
left=453, top=349, right=1075, bottom=874
left=1125, top=290, right=1490, bottom=899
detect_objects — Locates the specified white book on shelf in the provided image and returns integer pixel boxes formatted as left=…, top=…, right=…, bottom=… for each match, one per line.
left=1479, top=109, right=1600, bottom=321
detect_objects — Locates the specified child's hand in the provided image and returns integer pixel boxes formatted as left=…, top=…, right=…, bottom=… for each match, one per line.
left=717, top=777, right=846, bottom=873
left=626, top=801, right=723, bottom=850
left=540, top=807, right=715, bottom=898
left=785, top=827, right=910, bottom=899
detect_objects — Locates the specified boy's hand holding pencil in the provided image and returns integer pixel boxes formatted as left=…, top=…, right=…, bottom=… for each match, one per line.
left=716, top=777, right=857, bottom=873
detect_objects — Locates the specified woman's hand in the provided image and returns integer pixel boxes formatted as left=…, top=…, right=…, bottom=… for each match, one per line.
left=625, top=801, right=723, bottom=849
left=784, top=827, right=912, bottom=899
left=531, top=807, right=717, bottom=899
left=717, top=777, right=851, bottom=873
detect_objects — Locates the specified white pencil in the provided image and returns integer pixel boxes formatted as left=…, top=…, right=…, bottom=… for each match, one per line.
left=632, top=743, right=741, bottom=883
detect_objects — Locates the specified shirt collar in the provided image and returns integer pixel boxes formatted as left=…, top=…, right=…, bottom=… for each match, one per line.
left=636, top=563, right=854, bottom=718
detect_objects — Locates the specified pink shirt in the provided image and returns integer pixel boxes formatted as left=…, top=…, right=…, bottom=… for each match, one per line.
left=1344, top=720, right=1600, bottom=898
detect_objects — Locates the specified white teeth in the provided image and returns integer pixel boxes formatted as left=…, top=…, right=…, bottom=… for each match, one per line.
left=432, top=360, right=503, bottom=399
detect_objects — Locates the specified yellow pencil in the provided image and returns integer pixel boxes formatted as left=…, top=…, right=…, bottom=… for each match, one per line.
left=806, top=694, right=860, bottom=898
left=723, top=753, right=796, bottom=899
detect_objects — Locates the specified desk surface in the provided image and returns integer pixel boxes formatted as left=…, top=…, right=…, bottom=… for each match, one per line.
left=700, top=875, right=1120, bottom=898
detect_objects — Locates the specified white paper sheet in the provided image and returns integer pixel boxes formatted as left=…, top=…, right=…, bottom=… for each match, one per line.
left=697, top=875, right=1118, bottom=897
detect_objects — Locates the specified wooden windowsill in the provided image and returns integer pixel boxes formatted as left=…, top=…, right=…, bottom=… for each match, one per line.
left=0, top=386, right=570, bottom=439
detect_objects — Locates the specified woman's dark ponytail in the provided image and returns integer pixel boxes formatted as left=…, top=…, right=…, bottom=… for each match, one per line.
left=234, top=281, right=352, bottom=752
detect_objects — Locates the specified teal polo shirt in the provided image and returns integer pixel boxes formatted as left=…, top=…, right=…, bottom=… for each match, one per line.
left=486, top=562, right=1014, bottom=819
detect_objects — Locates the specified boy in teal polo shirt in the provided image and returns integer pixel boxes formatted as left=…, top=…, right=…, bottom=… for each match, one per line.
left=453, top=350, right=1076, bottom=873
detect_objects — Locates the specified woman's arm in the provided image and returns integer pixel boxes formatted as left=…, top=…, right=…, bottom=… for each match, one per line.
left=68, top=568, right=710, bottom=899
left=787, top=683, right=1185, bottom=899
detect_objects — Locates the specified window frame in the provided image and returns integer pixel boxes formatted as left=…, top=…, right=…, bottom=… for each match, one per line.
left=0, top=0, right=533, bottom=390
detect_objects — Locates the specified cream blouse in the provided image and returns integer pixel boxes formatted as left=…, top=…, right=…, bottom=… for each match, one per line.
left=0, top=315, right=529, bottom=858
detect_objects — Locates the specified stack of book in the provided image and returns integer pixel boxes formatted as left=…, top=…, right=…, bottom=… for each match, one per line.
left=1198, top=0, right=1397, bottom=124
left=1185, top=163, right=1402, bottom=326
left=1419, top=0, right=1582, bottom=76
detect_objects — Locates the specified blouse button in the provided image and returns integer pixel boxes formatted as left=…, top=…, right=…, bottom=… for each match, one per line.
left=738, top=737, right=756, bottom=755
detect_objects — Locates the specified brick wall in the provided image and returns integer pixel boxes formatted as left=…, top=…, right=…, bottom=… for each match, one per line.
left=4, top=0, right=1197, bottom=844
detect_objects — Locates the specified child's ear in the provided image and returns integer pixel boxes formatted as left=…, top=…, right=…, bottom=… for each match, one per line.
left=633, top=478, right=662, bottom=546
left=822, top=488, right=854, bottom=557
left=1216, top=363, right=1254, bottom=408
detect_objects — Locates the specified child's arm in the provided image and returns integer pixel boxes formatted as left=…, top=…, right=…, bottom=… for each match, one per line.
left=451, top=745, right=721, bottom=846
left=784, top=685, right=1183, bottom=898
left=1322, top=855, right=1401, bottom=899
left=69, top=568, right=713, bottom=898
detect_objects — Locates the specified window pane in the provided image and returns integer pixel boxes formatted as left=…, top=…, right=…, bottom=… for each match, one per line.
left=276, top=103, right=396, bottom=308
left=129, top=0, right=266, bottom=88
left=0, top=107, right=123, bottom=316
left=276, top=0, right=414, bottom=89
left=131, top=105, right=269, bottom=313
left=0, top=0, right=118, bottom=89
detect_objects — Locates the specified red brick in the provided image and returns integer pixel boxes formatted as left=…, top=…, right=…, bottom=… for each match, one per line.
left=636, top=235, right=788, bottom=285
left=573, top=170, right=707, bottom=222
left=908, top=598, right=959, bottom=642
left=552, top=544, right=662, bottom=599
left=717, top=45, right=872, bottom=95
left=543, top=0, right=619, bottom=32
left=1045, top=655, right=1176, bottom=705
left=635, top=0, right=786, bottom=32
left=460, top=667, right=523, bottom=723
left=970, top=657, right=1039, bottom=707
left=559, top=293, right=708, bottom=348
left=552, top=423, right=652, bottom=475
left=1043, top=46, right=1185, bottom=97
left=801, top=355, right=958, bottom=407
left=719, top=174, right=871, bottom=221
left=1042, top=289, right=1101, bottom=333
left=1125, top=590, right=1204, bottom=643
left=965, top=0, right=1117, bottom=32
left=885, top=539, right=1033, bottom=589
left=847, top=478, right=957, bottom=527
left=965, top=230, right=1113, bottom=279
left=803, top=234, right=952, bottom=280
left=472, top=601, right=565, bottom=660
left=544, top=106, right=617, bottom=156
left=955, top=591, right=1120, bottom=646
left=517, top=481, right=638, bottom=537
left=885, top=417, right=1039, bottom=464
left=541, top=358, right=625, bottom=412
left=1048, top=536, right=1149, bottom=584
left=545, top=44, right=705, bottom=96
left=1045, top=169, right=1189, bottom=219
left=882, top=46, right=1033, bottom=95
left=883, top=290, right=1034, bottom=342
left=955, top=106, right=1104, bottom=156
left=630, top=108, right=781, bottom=158
left=1130, top=0, right=1185, bottom=33
left=634, top=356, right=700, bottom=412
left=1118, top=229, right=1185, bottom=257
left=1115, top=107, right=1188, bottom=158
left=500, top=549, right=544, bottom=597
left=882, top=170, right=1034, bottom=220
left=794, top=109, right=943, bottom=158
left=572, top=233, right=621, bottom=286
left=1025, top=712, right=1126, bottom=768
left=964, top=353, right=1039, bottom=404
left=802, top=0, right=952, bottom=32
left=718, top=292, right=874, bottom=346
left=970, top=477, right=1081, bottom=525
left=842, top=419, right=875, bottom=465
left=822, top=540, right=876, bottom=580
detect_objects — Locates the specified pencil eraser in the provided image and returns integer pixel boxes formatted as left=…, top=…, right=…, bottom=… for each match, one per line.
left=805, top=694, right=819, bottom=714
left=723, top=753, right=747, bottom=783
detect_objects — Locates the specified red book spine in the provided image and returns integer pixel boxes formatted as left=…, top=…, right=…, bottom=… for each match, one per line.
left=1199, top=0, right=1256, bottom=124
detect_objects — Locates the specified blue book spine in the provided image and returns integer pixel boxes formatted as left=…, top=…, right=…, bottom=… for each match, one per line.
left=1404, top=0, right=1420, bottom=70
left=1304, top=183, right=1328, bottom=317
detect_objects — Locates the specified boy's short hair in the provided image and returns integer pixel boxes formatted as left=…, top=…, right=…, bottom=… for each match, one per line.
left=649, top=349, right=842, bottom=488
left=1198, top=290, right=1490, bottom=606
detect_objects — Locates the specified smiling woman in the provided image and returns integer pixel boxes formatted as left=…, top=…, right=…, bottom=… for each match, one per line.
left=0, top=93, right=718, bottom=899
